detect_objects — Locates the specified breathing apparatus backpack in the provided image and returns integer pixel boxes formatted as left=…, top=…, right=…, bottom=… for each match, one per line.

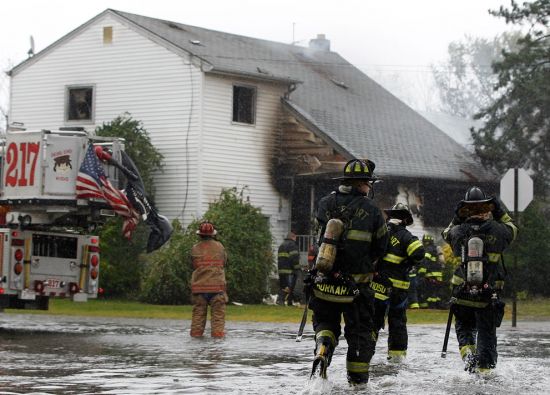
left=307, top=195, right=365, bottom=298
left=458, top=233, right=498, bottom=299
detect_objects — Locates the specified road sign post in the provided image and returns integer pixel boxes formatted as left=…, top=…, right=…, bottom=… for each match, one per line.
left=500, top=168, right=533, bottom=327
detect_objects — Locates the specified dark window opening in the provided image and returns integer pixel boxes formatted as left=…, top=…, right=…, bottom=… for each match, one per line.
left=233, top=85, right=256, bottom=124
left=67, top=87, right=93, bottom=121
left=33, top=235, right=78, bottom=259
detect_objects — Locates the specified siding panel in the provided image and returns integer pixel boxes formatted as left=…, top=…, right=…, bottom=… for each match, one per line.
left=10, top=15, right=201, bottom=225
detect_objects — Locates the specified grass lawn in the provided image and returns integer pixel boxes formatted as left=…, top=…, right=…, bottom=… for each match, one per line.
left=4, top=297, right=549, bottom=324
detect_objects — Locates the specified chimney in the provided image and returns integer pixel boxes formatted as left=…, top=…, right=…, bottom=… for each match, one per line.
left=309, top=34, right=330, bottom=51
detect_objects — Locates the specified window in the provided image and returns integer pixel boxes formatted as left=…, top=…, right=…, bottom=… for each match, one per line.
left=32, top=234, right=78, bottom=259
left=233, top=85, right=256, bottom=124
left=66, top=86, right=94, bottom=122
left=103, top=27, right=113, bottom=44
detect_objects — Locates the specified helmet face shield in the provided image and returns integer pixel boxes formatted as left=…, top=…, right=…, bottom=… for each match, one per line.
left=459, top=186, right=494, bottom=217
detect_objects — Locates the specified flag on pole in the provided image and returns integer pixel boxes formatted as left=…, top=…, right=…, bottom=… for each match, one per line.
left=120, top=151, right=173, bottom=253
left=76, top=144, right=140, bottom=239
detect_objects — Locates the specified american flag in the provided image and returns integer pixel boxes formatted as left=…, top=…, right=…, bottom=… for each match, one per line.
left=76, top=145, right=140, bottom=239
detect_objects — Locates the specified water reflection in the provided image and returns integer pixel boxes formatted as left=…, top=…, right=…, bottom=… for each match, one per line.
left=0, top=314, right=549, bottom=394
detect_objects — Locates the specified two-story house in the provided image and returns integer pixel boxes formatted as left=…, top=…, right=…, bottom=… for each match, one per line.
left=7, top=9, right=498, bottom=255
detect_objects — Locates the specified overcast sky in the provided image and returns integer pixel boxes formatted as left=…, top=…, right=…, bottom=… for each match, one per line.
left=1, top=0, right=518, bottom=117
left=1, top=0, right=515, bottom=67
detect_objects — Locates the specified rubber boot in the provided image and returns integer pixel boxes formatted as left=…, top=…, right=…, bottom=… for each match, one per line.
left=311, top=337, right=334, bottom=379
left=463, top=351, right=477, bottom=373
left=347, top=371, right=369, bottom=387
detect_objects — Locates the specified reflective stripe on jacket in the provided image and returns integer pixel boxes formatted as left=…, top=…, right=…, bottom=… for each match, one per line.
left=278, top=238, right=300, bottom=275
left=379, top=223, right=425, bottom=290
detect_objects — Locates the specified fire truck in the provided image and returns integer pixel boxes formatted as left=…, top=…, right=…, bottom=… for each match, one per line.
left=0, top=123, right=126, bottom=311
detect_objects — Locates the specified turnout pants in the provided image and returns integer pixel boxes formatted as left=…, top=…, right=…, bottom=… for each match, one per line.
left=191, top=292, right=227, bottom=336
left=310, top=285, right=376, bottom=377
left=373, top=288, right=409, bottom=357
left=278, top=274, right=296, bottom=306
left=454, top=303, right=503, bottom=369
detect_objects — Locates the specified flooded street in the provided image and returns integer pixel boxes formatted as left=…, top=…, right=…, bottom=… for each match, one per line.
left=0, top=313, right=549, bottom=394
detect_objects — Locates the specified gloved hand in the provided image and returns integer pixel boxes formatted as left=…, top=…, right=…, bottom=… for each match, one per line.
left=491, top=197, right=506, bottom=220
left=452, top=202, right=466, bottom=225
left=303, top=268, right=317, bottom=284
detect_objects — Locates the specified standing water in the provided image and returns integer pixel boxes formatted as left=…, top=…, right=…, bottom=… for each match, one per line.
left=0, top=313, right=549, bottom=394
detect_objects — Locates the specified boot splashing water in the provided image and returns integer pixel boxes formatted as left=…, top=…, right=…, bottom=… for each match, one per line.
left=310, top=339, right=333, bottom=379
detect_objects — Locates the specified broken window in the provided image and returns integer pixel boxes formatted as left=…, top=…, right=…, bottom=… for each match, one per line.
left=232, top=85, right=256, bottom=124
left=66, top=86, right=94, bottom=122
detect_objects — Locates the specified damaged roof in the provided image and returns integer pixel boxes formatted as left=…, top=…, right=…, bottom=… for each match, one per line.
left=12, top=9, right=497, bottom=183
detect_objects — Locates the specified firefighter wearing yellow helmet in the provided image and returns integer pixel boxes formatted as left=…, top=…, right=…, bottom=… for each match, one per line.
left=308, top=158, right=389, bottom=386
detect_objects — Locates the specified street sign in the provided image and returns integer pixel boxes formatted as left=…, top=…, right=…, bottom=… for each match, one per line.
left=500, top=168, right=533, bottom=212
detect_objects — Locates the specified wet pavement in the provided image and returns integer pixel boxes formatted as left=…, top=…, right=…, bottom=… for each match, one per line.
left=0, top=313, right=549, bottom=394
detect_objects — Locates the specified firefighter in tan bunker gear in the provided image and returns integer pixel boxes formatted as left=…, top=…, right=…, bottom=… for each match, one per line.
left=190, top=221, right=228, bottom=338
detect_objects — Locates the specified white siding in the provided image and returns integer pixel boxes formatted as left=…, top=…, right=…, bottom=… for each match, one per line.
left=9, top=14, right=293, bottom=248
left=10, top=15, right=202, bottom=226
left=202, top=74, right=291, bottom=246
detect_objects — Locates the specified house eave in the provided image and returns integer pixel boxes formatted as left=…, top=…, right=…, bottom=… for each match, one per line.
left=281, top=98, right=351, bottom=160
left=206, top=67, right=303, bottom=85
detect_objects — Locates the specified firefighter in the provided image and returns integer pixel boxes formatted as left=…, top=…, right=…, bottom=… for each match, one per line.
left=307, top=243, right=319, bottom=270
left=373, top=203, right=425, bottom=361
left=307, top=158, right=389, bottom=386
left=442, top=186, right=517, bottom=373
left=423, top=234, right=445, bottom=309
left=407, top=265, right=420, bottom=309
left=277, top=232, right=301, bottom=306
left=189, top=221, right=228, bottom=338
left=416, top=253, right=429, bottom=309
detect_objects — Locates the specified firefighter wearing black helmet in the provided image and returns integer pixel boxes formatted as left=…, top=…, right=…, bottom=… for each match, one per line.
left=373, top=203, right=425, bottom=361
left=442, top=186, right=517, bottom=373
left=308, top=158, right=389, bottom=387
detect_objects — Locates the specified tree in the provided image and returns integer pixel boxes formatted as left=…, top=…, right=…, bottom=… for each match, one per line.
left=471, top=0, right=550, bottom=196
left=432, top=32, right=522, bottom=119
left=95, top=113, right=164, bottom=200
left=95, top=114, right=164, bottom=298
left=141, top=187, right=275, bottom=305
left=508, top=198, right=550, bottom=297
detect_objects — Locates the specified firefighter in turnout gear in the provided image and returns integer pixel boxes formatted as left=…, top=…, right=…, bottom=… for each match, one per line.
left=277, top=232, right=301, bottom=306
left=190, top=221, right=228, bottom=338
left=373, top=203, right=425, bottom=361
left=415, top=255, right=429, bottom=309
left=423, top=234, right=445, bottom=309
left=307, top=243, right=319, bottom=270
left=407, top=265, right=420, bottom=309
left=308, top=158, right=389, bottom=387
left=442, top=187, right=517, bottom=373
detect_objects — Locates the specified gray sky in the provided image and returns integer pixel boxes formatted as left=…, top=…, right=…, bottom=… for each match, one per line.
left=0, top=0, right=516, bottom=120
left=1, top=0, right=513, bottom=68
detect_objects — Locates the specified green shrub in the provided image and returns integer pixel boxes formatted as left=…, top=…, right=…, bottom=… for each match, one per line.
left=140, top=187, right=275, bottom=305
